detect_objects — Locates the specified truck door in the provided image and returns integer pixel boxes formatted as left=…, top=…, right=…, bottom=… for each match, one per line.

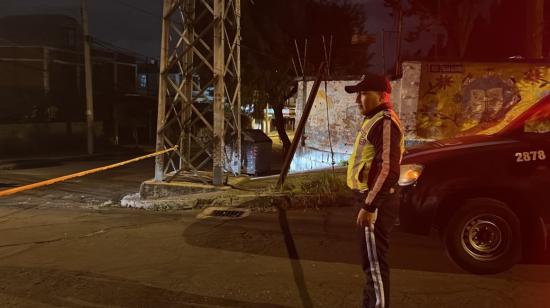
left=519, top=100, right=550, bottom=217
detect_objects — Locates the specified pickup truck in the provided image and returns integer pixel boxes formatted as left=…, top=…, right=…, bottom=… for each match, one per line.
left=398, top=94, right=550, bottom=274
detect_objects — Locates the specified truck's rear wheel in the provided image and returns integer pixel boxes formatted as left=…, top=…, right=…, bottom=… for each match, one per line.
left=444, top=198, right=521, bottom=274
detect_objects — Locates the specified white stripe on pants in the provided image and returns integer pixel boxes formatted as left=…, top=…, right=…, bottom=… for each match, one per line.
left=365, top=225, right=385, bottom=308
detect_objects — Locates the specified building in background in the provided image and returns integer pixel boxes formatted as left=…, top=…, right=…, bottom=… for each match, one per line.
left=255, top=102, right=296, bottom=134
left=0, top=14, right=158, bottom=156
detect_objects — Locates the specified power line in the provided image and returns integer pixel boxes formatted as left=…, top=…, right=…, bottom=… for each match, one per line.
left=93, top=0, right=294, bottom=67
left=92, top=36, right=158, bottom=61
left=106, top=0, right=161, bottom=19
left=0, top=2, right=304, bottom=77
left=239, top=42, right=292, bottom=65
left=96, top=0, right=292, bottom=65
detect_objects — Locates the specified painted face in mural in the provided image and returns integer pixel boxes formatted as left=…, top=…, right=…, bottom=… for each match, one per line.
left=460, top=76, right=520, bottom=134
left=468, top=88, right=505, bottom=122
left=357, top=91, right=382, bottom=116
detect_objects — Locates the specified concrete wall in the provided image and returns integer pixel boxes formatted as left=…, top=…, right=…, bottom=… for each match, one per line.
left=0, top=122, right=103, bottom=156
left=296, top=62, right=550, bottom=144
left=293, top=78, right=402, bottom=171
left=296, top=79, right=404, bottom=149
left=296, top=79, right=363, bottom=155
left=292, top=61, right=550, bottom=171
left=396, top=62, right=422, bottom=138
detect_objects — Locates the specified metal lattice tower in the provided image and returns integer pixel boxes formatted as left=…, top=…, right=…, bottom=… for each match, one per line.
left=155, top=0, right=241, bottom=185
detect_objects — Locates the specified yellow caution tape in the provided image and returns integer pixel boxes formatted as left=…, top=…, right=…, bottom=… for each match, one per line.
left=0, top=146, right=178, bottom=197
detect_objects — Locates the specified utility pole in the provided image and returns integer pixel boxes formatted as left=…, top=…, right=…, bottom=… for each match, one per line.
left=155, top=0, right=170, bottom=182
left=212, top=0, right=225, bottom=185
left=277, top=63, right=325, bottom=190
left=235, top=0, right=242, bottom=176
left=81, top=0, right=94, bottom=155
left=43, top=47, right=50, bottom=96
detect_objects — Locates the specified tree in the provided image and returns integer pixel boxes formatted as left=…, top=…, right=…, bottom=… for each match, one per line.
left=384, top=0, right=501, bottom=59
left=241, top=60, right=295, bottom=153
left=241, top=0, right=372, bottom=154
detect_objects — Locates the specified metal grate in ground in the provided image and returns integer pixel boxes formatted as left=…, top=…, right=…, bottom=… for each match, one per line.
left=210, top=209, right=246, bottom=218
left=197, top=207, right=250, bottom=220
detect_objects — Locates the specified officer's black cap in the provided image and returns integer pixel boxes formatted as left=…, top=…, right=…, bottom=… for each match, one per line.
left=344, top=74, right=391, bottom=94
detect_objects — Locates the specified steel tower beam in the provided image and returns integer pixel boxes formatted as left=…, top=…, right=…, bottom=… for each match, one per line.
left=155, top=0, right=241, bottom=185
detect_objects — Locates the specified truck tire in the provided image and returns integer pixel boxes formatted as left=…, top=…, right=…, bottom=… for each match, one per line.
left=444, top=198, right=521, bottom=274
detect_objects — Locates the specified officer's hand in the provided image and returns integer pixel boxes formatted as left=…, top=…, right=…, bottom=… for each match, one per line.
left=356, top=208, right=378, bottom=229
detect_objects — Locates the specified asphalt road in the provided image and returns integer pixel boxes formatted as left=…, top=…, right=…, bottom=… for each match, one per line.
left=1, top=157, right=550, bottom=307
left=0, top=153, right=155, bottom=208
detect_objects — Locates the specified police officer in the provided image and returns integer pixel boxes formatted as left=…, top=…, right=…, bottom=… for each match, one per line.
left=345, top=74, right=404, bottom=308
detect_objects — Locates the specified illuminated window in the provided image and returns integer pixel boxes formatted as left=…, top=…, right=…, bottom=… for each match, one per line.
left=139, top=74, right=147, bottom=88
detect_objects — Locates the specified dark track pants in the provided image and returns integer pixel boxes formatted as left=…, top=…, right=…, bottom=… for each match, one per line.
left=356, top=189, right=400, bottom=308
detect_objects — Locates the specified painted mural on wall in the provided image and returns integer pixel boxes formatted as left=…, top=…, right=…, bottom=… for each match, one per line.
left=416, top=63, right=550, bottom=139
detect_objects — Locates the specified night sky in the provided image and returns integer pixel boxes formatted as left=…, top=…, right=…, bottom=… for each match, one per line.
left=0, top=1, right=544, bottom=74
left=0, top=0, right=163, bottom=58
left=0, top=0, right=411, bottom=73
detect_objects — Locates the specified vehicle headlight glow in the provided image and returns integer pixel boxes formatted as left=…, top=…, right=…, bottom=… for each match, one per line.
left=399, top=164, right=424, bottom=186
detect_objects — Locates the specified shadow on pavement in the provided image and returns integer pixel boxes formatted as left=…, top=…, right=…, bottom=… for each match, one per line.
left=184, top=201, right=467, bottom=275
left=276, top=202, right=314, bottom=308
left=0, top=266, right=292, bottom=308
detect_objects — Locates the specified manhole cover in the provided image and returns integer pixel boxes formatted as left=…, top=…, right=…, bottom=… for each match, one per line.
left=211, top=210, right=245, bottom=218
left=197, top=207, right=250, bottom=220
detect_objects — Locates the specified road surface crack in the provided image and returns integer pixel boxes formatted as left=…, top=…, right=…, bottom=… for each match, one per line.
left=0, top=219, right=178, bottom=249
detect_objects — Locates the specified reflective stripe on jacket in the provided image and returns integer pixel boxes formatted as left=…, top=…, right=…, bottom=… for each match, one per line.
left=347, top=108, right=404, bottom=193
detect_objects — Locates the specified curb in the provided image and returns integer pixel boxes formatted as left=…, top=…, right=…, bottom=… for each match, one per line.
left=119, top=189, right=355, bottom=212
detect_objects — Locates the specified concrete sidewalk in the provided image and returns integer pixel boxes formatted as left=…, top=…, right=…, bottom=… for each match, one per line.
left=122, top=167, right=351, bottom=212
left=0, top=147, right=349, bottom=214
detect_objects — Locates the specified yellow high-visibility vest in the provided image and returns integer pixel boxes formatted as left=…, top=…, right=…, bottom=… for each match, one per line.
left=347, top=109, right=404, bottom=191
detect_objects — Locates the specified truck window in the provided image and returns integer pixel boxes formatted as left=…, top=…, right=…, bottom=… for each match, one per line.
left=524, top=103, right=550, bottom=134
